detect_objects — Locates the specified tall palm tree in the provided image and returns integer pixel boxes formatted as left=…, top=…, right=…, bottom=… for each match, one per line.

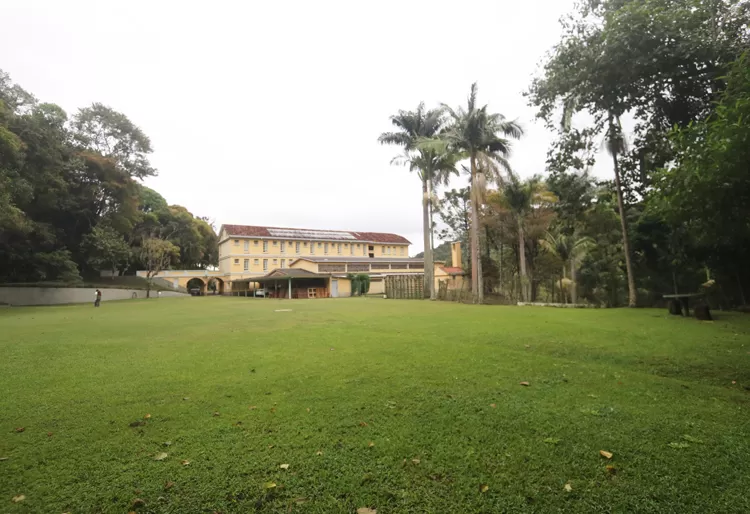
left=605, top=114, right=637, bottom=307
left=495, top=172, right=556, bottom=302
left=540, top=231, right=594, bottom=304
left=378, top=104, right=448, bottom=299
left=432, top=83, right=523, bottom=303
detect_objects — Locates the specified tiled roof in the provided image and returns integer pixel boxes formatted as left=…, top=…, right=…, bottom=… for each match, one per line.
left=440, top=266, right=465, bottom=275
left=220, top=224, right=411, bottom=244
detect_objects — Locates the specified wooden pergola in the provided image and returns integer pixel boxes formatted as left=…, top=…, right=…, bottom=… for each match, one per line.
left=234, top=269, right=330, bottom=299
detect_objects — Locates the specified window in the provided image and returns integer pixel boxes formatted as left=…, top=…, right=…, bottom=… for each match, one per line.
left=295, top=242, right=300, bottom=254
left=234, top=239, right=239, bottom=246
left=363, top=245, right=367, bottom=256
left=254, top=240, right=259, bottom=246
left=350, top=244, right=354, bottom=256
left=243, top=259, right=249, bottom=270
left=234, top=258, right=239, bottom=264
left=401, top=247, right=405, bottom=256
left=387, top=247, right=391, bottom=255
left=263, top=241, right=268, bottom=253
left=273, top=241, right=278, bottom=246
left=303, top=242, right=308, bottom=246
left=324, top=243, right=329, bottom=254
left=272, top=259, right=277, bottom=264
left=263, top=259, right=268, bottom=271
left=281, top=259, right=286, bottom=268
left=311, top=243, right=315, bottom=255
left=381, top=246, right=386, bottom=255
left=280, top=241, right=285, bottom=253
left=253, top=259, right=259, bottom=265
left=337, top=243, right=342, bottom=254
left=244, top=240, right=249, bottom=252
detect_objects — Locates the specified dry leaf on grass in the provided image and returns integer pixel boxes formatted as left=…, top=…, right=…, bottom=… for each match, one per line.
left=519, top=381, right=530, bottom=386
left=249, top=406, right=257, bottom=410
left=264, top=481, right=276, bottom=489
left=606, top=465, right=617, bottom=475
left=153, top=452, right=168, bottom=461
left=212, top=412, right=220, bottom=417
left=306, top=408, right=310, bottom=413
left=359, top=421, right=368, bottom=427
left=164, top=481, right=175, bottom=490
left=11, top=494, right=25, bottom=503
left=316, top=450, right=323, bottom=456
left=131, top=498, right=146, bottom=508
left=368, top=441, right=375, bottom=447
left=0, top=457, right=8, bottom=461
left=14, top=427, right=25, bottom=433
left=479, top=484, right=489, bottom=493
left=564, top=483, right=573, bottom=492
left=279, top=463, right=290, bottom=470
left=181, top=459, right=190, bottom=466
left=144, top=414, right=151, bottom=420
left=599, top=450, right=613, bottom=459
left=411, top=458, right=420, bottom=465
left=490, top=403, right=496, bottom=408
left=357, top=508, right=376, bottom=514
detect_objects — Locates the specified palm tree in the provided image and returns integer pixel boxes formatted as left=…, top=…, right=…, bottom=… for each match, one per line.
left=494, top=172, right=556, bottom=302
left=540, top=231, right=594, bottom=304
left=432, top=83, right=523, bottom=303
left=605, top=114, right=637, bottom=307
left=378, top=104, right=450, bottom=299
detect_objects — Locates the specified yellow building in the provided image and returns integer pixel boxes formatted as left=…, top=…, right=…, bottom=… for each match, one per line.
left=219, top=224, right=420, bottom=294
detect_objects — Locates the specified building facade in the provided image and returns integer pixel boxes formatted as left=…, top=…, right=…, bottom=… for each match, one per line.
left=218, top=224, right=412, bottom=285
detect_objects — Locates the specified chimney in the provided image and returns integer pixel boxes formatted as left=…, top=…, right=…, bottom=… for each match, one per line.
left=451, top=242, right=462, bottom=268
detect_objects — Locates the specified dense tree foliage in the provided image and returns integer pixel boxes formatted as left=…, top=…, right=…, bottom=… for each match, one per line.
left=0, top=71, right=217, bottom=284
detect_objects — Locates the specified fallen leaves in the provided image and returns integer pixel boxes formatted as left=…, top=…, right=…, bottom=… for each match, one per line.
left=47, top=432, right=53, bottom=437
left=599, top=450, right=613, bottom=459
left=264, top=481, right=277, bottom=490
left=519, top=381, right=530, bottom=387
left=131, top=498, right=146, bottom=509
left=11, top=494, right=25, bottom=503
left=359, top=421, right=368, bottom=427
left=164, top=481, right=175, bottom=490
left=357, top=508, right=376, bottom=514
left=368, top=441, right=375, bottom=447
left=543, top=437, right=560, bottom=445
left=668, top=442, right=689, bottom=449
left=279, top=463, right=290, bottom=470
left=479, top=484, right=489, bottom=493
left=606, top=465, right=617, bottom=475
left=14, top=427, right=25, bottom=433
left=144, top=414, right=151, bottom=420
left=316, top=450, right=323, bottom=456
left=153, top=452, right=168, bottom=461
left=682, top=435, right=704, bottom=444
left=212, top=412, right=220, bottom=417
left=0, top=457, right=8, bottom=461
left=249, top=406, right=257, bottom=410
left=563, top=482, right=573, bottom=492
left=306, top=408, right=310, bottom=413
left=163, top=441, right=172, bottom=447
left=411, top=458, right=421, bottom=465
left=490, top=403, right=496, bottom=408
left=181, top=459, right=191, bottom=466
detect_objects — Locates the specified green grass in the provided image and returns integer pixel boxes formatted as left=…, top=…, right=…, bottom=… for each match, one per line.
left=1, top=299, right=749, bottom=513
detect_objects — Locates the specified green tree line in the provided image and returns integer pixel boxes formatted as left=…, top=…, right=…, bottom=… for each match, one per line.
left=382, top=0, right=750, bottom=307
left=0, top=71, right=217, bottom=284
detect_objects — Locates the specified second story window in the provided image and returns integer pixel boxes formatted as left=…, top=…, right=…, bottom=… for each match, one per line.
left=243, top=259, right=249, bottom=270
left=324, top=243, right=329, bottom=254
left=234, top=239, right=239, bottom=246
left=311, top=243, right=315, bottom=255
left=295, top=242, right=300, bottom=254
left=281, top=259, right=286, bottom=268
left=244, top=241, right=249, bottom=252
left=263, top=259, right=268, bottom=271
left=337, top=243, right=342, bottom=254
left=350, top=244, right=354, bottom=256
left=263, top=241, right=268, bottom=253
left=382, top=246, right=386, bottom=255
left=280, top=241, right=285, bottom=253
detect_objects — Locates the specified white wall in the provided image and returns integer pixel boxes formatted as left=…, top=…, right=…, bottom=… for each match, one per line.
left=0, top=287, right=187, bottom=306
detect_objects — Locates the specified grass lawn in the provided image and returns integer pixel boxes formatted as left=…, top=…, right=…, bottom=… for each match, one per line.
left=1, top=298, right=749, bottom=513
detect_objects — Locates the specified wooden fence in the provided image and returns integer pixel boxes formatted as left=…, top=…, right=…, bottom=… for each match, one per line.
left=385, top=274, right=425, bottom=299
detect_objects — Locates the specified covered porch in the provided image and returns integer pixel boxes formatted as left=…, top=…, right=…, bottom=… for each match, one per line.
left=234, top=269, right=337, bottom=299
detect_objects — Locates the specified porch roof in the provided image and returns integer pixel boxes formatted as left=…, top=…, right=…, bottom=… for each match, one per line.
left=234, top=268, right=328, bottom=284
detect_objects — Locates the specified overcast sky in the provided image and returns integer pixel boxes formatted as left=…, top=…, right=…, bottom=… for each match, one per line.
left=2, top=0, right=601, bottom=254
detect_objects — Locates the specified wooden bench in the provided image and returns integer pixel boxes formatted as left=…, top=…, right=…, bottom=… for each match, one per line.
left=662, top=293, right=707, bottom=318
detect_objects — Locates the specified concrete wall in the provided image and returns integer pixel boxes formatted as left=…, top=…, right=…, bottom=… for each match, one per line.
left=0, top=287, right=187, bottom=306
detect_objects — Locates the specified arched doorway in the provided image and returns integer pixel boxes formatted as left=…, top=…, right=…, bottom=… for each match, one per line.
left=186, top=278, right=205, bottom=295
left=207, top=277, right=225, bottom=295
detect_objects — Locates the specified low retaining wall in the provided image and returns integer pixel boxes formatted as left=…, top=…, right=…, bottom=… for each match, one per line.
left=516, top=302, right=593, bottom=308
left=0, top=287, right=187, bottom=306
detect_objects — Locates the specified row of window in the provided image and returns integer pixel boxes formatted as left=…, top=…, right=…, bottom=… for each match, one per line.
left=232, top=239, right=405, bottom=256
left=235, top=258, right=293, bottom=271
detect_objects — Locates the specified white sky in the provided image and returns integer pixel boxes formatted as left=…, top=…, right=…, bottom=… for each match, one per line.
left=1, top=0, right=605, bottom=254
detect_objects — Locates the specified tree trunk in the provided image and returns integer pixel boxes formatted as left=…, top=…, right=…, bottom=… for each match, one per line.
left=571, top=260, right=577, bottom=304
left=426, top=173, right=436, bottom=300
left=562, top=264, right=567, bottom=304
left=518, top=219, right=527, bottom=302
left=611, top=150, right=637, bottom=307
left=469, top=154, right=483, bottom=304
left=421, top=179, right=430, bottom=299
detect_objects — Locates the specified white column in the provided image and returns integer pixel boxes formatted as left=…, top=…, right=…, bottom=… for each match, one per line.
left=288, top=278, right=292, bottom=299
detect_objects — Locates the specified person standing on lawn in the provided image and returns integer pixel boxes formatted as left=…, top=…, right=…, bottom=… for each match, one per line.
left=94, top=289, right=102, bottom=307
